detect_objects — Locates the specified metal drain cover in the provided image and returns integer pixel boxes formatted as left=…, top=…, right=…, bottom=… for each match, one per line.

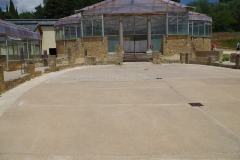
left=156, top=78, right=162, bottom=79
left=189, top=103, right=204, bottom=107
left=144, top=69, right=149, bottom=70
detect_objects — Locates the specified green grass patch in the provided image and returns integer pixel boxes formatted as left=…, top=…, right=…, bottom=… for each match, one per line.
left=216, top=37, right=240, bottom=50
left=222, top=54, right=230, bottom=61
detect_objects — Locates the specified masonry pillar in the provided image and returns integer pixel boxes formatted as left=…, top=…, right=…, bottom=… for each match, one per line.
left=48, top=55, right=57, bottom=72
left=27, top=64, right=35, bottom=79
left=68, top=48, right=75, bottom=68
left=119, top=16, right=123, bottom=47
left=0, top=65, right=4, bottom=92
left=185, top=53, right=190, bottom=64
left=208, top=56, right=214, bottom=65
left=180, top=53, right=186, bottom=63
left=146, top=16, right=152, bottom=54
left=115, top=44, right=123, bottom=65
left=236, top=54, right=240, bottom=69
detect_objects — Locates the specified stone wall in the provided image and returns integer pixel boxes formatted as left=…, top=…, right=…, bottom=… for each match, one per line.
left=152, top=52, right=163, bottom=64
left=230, top=53, right=237, bottom=63
left=26, top=64, right=35, bottom=79
left=162, top=35, right=211, bottom=57
left=56, top=37, right=108, bottom=64
left=0, top=65, right=4, bottom=92
left=195, top=51, right=223, bottom=62
left=4, top=75, right=30, bottom=92
left=48, top=55, right=57, bottom=72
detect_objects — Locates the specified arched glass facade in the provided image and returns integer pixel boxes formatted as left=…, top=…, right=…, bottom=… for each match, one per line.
left=0, top=20, right=41, bottom=70
left=55, top=0, right=212, bottom=53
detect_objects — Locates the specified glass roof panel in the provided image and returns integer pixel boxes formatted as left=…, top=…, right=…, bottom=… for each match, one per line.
left=189, top=11, right=212, bottom=22
left=0, top=20, right=41, bottom=40
left=81, top=0, right=188, bottom=15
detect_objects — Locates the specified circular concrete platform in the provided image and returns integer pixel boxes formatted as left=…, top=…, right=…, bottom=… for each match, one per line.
left=0, top=63, right=240, bottom=159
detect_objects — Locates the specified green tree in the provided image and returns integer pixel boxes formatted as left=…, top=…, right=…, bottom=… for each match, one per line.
left=34, top=4, right=46, bottom=19
left=19, top=11, right=35, bottom=19
left=3, top=12, right=15, bottom=19
left=6, top=4, right=8, bottom=12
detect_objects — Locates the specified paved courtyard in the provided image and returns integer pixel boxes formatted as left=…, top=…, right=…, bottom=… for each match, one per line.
left=0, top=63, right=240, bottom=159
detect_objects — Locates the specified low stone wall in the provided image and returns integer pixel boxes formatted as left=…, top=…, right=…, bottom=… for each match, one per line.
left=35, top=71, right=42, bottom=77
left=86, top=56, right=96, bottom=65
left=4, top=74, right=30, bottom=92
left=162, top=35, right=211, bottom=57
left=230, top=53, right=237, bottom=63
left=25, top=64, right=35, bottom=79
left=152, top=52, right=163, bottom=64
left=195, top=51, right=223, bottom=62
left=48, top=55, right=57, bottom=72
left=56, top=37, right=108, bottom=64
left=68, top=48, right=75, bottom=68
left=0, top=65, right=4, bottom=93
left=115, top=45, right=123, bottom=65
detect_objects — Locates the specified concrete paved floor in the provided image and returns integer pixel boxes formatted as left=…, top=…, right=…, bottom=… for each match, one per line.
left=0, top=63, right=240, bottom=159
left=4, top=67, right=48, bottom=81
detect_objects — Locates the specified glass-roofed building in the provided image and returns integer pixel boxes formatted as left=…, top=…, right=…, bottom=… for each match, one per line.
left=0, top=19, right=41, bottom=71
left=55, top=0, right=212, bottom=63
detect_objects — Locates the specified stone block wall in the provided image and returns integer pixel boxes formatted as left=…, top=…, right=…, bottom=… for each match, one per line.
left=68, top=48, right=75, bottom=68
left=35, top=71, right=42, bottom=77
left=163, top=35, right=191, bottom=56
left=26, top=64, right=35, bottom=79
left=195, top=51, right=223, bottom=62
left=152, top=52, right=163, bottom=64
left=162, top=35, right=211, bottom=58
left=56, top=37, right=108, bottom=64
left=48, top=55, right=57, bottom=72
left=230, top=53, right=237, bottom=63
left=115, top=45, right=123, bottom=65
left=0, top=65, right=4, bottom=92
left=4, top=75, right=30, bottom=92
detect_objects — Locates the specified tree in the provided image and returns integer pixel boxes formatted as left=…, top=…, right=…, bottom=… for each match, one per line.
left=3, top=12, right=15, bottom=19
left=6, top=4, right=8, bottom=12
left=19, top=11, right=35, bottom=19
left=34, top=4, right=46, bottom=19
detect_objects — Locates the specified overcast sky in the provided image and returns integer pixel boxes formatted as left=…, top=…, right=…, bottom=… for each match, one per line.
left=0, top=0, right=218, bottom=14
left=0, top=0, right=43, bottom=13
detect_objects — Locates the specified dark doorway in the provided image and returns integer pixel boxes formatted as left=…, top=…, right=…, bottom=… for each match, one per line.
left=49, top=48, right=57, bottom=57
left=123, top=35, right=149, bottom=62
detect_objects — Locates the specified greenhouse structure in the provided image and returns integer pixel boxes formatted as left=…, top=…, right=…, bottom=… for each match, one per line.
left=55, top=0, right=212, bottom=62
left=0, top=20, right=41, bottom=70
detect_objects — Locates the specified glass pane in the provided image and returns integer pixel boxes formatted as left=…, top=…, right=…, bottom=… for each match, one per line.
left=29, top=44, right=35, bottom=59
left=76, top=26, right=81, bottom=38
left=189, top=22, right=193, bottom=36
left=104, top=16, right=119, bottom=35
left=0, top=45, right=6, bottom=56
left=93, top=19, right=102, bottom=36
left=35, top=45, right=41, bottom=59
left=123, top=16, right=134, bottom=35
left=178, top=18, right=188, bottom=35
left=193, top=22, right=199, bottom=36
left=168, top=17, right=177, bottom=34
left=82, top=20, right=92, bottom=37
left=151, top=35, right=163, bottom=52
left=135, top=16, right=147, bottom=35
left=107, top=36, right=119, bottom=52
left=199, top=22, right=204, bottom=36
left=64, top=26, right=70, bottom=39
left=8, top=42, right=19, bottom=60
left=151, top=15, right=165, bottom=35
left=70, top=26, right=76, bottom=39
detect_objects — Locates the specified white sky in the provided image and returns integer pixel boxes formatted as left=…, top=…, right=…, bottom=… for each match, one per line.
left=0, top=0, right=43, bottom=13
